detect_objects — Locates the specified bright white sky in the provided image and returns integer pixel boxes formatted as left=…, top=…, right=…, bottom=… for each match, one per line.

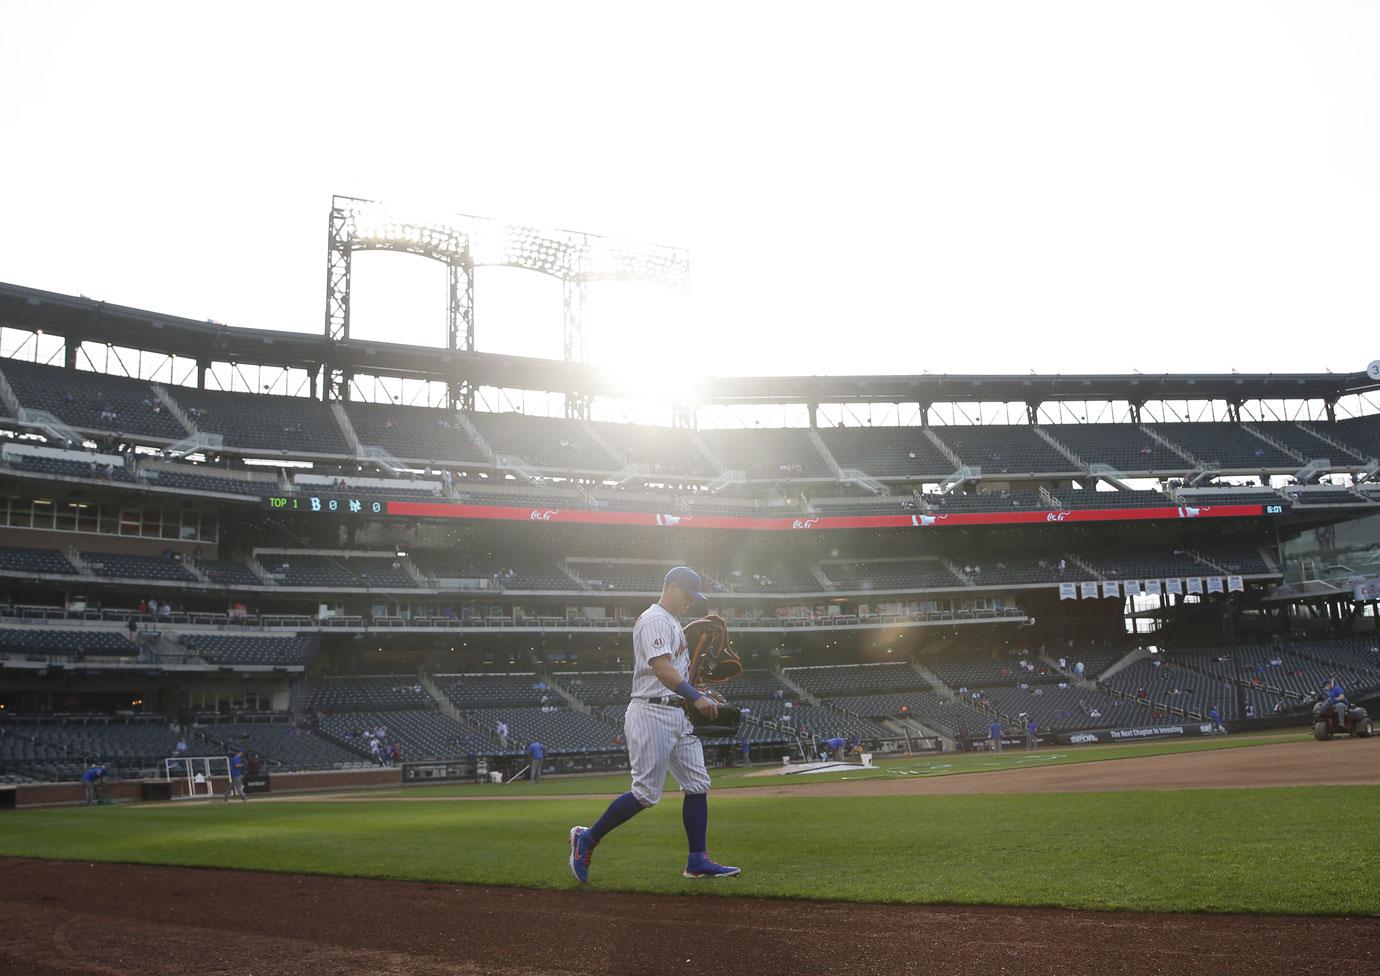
left=2, top=1, right=1378, bottom=388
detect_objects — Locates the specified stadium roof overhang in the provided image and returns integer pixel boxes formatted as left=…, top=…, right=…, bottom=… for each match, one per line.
left=3, top=280, right=1377, bottom=405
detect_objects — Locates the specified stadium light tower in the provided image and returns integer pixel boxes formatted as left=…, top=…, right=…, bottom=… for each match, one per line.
left=323, top=195, right=689, bottom=414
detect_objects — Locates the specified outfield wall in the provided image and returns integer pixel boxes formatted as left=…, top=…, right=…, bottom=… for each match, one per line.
left=3, top=767, right=402, bottom=809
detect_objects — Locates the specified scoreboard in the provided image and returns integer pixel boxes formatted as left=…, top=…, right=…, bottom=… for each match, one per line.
left=266, top=495, right=384, bottom=515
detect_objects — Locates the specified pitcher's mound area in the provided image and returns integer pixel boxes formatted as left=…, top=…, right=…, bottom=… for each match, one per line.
left=3, top=858, right=1377, bottom=976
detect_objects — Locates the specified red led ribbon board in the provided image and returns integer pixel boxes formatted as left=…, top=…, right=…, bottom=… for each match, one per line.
left=385, top=501, right=1267, bottom=531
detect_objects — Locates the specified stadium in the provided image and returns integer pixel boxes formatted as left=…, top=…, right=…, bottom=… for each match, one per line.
left=2, top=263, right=1378, bottom=970
left=4, top=6, right=1380, bottom=974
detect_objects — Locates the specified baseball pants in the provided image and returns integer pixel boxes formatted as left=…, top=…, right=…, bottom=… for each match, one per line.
left=224, top=777, right=246, bottom=801
left=625, top=701, right=711, bottom=806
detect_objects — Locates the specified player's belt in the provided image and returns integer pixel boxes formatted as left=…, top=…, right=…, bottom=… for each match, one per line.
left=638, top=696, right=685, bottom=707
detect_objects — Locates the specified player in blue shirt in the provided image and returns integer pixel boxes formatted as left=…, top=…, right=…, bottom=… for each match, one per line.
left=821, top=736, right=847, bottom=761
left=81, top=763, right=107, bottom=805
left=989, top=720, right=1003, bottom=752
left=222, top=750, right=248, bottom=802
left=1326, top=676, right=1348, bottom=726
left=1207, top=705, right=1225, bottom=735
left=526, top=741, right=545, bottom=783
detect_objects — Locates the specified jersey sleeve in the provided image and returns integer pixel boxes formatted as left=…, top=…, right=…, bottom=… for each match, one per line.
left=635, top=614, right=678, bottom=668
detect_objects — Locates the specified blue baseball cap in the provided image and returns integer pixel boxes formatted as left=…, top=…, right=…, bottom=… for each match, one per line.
left=664, top=566, right=706, bottom=602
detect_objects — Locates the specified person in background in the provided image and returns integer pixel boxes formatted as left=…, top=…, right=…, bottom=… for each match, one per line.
left=81, top=763, right=107, bottom=805
left=989, top=719, right=1003, bottom=753
left=223, top=750, right=248, bottom=802
left=390, top=741, right=402, bottom=766
left=526, top=740, right=545, bottom=783
left=1025, top=717, right=1038, bottom=751
left=1207, top=705, right=1226, bottom=735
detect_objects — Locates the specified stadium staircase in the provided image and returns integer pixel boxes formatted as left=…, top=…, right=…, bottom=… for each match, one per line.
left=417, top=671, right=468, bottom=724
left=1139, top=425, right=1199, bottom=467
left=1091, top=647, right=1149, bottom=682
left=684, top=429, right=726, bottom=475
left=1065, top=553, right=1102, bottom=580
left=400, top=557, right=431, bottom=588
left=806, top=429, right=843, bottom=480
left=922, top=428, right=964, bottom=469
left=557, top=560, right=592, bottom=590
left=150, top=384, right=197, bottom=435
left=0, top=363, right=21, bottom=417
left=1037, top=652, right=1101, bottom=690
left=940, top=557, right=975, bottom=586
left=453, top=413, right=498, bottom=465
left=1034, top=426, right=1086, bottom=469
left=911, top=659, right=953, bottom=697
left=65, top=547, right=96, bottom=578
left=580, top=421, right=630, bottom=468
left=809, top=563, right=834, bottom=591
left=1240, top=423, right=1308, bottom=465
left=329, top=402, right=362, bottom=453
left=544, top=676, right=593, bottom=715
left=1297, top=422, right=1373, bottom=465
left=244, top=555, right=275, bottom=585
left=773, top=668, right=819, bottom=706
left=18, top=407, right=83, bottom=450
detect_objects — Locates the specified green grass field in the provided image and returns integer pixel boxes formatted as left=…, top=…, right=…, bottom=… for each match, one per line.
left=2, top=728, right=1376, bottom=917
left=398, top=729, right=1306, bottom=798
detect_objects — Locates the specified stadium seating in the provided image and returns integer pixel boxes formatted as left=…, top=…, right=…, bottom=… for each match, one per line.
left=194, top=559, right=262, bottom=587
left=142, top=466, right=271, bottom=497
left=819, top=558, right=964, bottom=590
left=318, top=709, right=478, bottom=761
left=1281, top=488, right=1370, bottom=506
left=178, top=634, right=314, bottom=666
left=80, top=550, right=197, bottom=583
left=925, top=650, right=1055, bottom=689
left=815, top=426, right=954, bottom=478
left=196, top=721, right=370, bottom=771
left=696, top=428, right=832, bottom=479
left=302, top=676, right=434, bottom=713
left=460, top=706, right=622, bottom=753
left=928, top=426, right=1073, bottom=474
left=1247, top=423, right=1348, bottom=462
left=263, top=554, right=419, bottom=589
left=1041, top=424, right=1186, bottom=472
left=344, top=402, right=488, bottom=464
left=0, top=359, right=187, bottom=439
left=0, top=546, right=78, bottom=576
left=169, top=387, right=350, bottom=455
left=435, top=673, right=554, bottom=709
left=1076, top=548, right=1213, bottom=581
left=0, top=628, right=137, bottom=657
left=467, top=411, right=620, bottom=472
left=410, top=551, right=573, bottom=590
left=926, top=489, right=1049, bottom=512
left=1051, top=489, right=1172, bottom=509
left=783, top=662, right=930, bottom=697
left=1148, top=423, right=1297, bottom=469
left=571, top=561, right=670, bottom=592
left=10, top=452, right=137, bottom=482
left=589, top=421, right=715, bottom=478
left=1332, top=415, right=1380, bottom=460
left=983, top=684, right=1155, bottom=731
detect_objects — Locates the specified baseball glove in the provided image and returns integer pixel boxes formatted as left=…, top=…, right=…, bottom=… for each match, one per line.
left=685, top=613, right=742, bottom=686
left=682, top=689, right=743, bottom=738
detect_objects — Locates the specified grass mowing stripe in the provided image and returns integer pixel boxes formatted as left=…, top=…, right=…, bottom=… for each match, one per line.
left=3, top=785, right=1376, bottom=916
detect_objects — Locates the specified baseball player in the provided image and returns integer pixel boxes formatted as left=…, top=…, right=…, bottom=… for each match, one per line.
left=569, top=566, right=740, bottom=883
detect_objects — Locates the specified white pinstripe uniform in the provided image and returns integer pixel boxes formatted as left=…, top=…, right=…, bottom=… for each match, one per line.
left=625, top=602, right=712, bottom=806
